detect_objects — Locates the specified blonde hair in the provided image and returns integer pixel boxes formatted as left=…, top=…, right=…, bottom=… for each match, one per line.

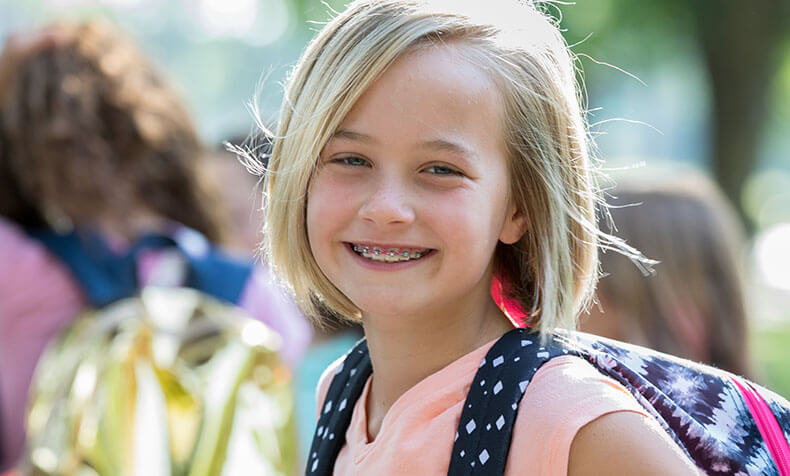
left=262, top=0, right=634, bottom=333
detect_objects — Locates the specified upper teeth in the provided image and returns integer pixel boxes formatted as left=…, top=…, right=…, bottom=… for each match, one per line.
left=352, top=245, right=426, bottom=262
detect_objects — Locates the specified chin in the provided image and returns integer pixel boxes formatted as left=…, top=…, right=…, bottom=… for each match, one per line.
left=350, top=292, right=424, bottom=319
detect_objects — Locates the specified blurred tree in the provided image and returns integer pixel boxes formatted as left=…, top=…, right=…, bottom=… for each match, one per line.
left=560, top=0, right=790, bottom=231
left=293, top=0, right=348, bottom=24
left=5, top=0, right=786, bottom=229
left=689, top=0, right=789, bottom=232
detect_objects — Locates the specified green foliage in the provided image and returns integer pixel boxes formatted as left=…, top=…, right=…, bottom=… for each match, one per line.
left=752, top=324, right=790, bottom=399
left=558, top=0, right=693, bottom=65
left=294, top=0, right=348, bottom=24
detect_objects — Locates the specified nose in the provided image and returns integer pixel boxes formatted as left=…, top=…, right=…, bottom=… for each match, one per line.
left=358, top=177, right=416, bottom=226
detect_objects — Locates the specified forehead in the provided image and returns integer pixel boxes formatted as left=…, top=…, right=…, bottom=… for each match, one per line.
left=333, top=43, right=506, bottom=155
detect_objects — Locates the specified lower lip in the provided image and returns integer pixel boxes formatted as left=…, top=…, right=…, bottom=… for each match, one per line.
left=344, top=243, right=434, bottom=271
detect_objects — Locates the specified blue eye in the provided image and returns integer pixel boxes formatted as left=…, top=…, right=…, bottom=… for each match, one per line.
left=336, top=156, right=369, bottom=167
left=425, top=165, right=463, bottom=176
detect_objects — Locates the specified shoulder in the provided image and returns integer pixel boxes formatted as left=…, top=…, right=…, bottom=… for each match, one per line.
left=238, top=263, right=290, bottom=306
left=518, top=354, right=646, bottom=418
left=507, top=355, right=698, bottom=475
left=237, top=262, right=300, bottom=319
left=315, top=354, right=347, bottom=417
left=0, top=219, right=81, bottom=297
left=237, top=263, right=312, bottom=364
left=568, top=411, right=701, bottom=475
left=0, top=218, right=38, bottom=265
left=0, top=218, right=84, bottom=340
left=505, top=355, right=649, bottom=475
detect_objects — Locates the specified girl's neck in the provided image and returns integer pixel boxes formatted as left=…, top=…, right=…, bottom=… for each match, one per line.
left=362, top=298, right=513, bottom=441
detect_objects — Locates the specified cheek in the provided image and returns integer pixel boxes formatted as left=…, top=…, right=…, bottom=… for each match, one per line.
left=306, top=201, right=336, bottom=282
left=306, top=177, right=333, bottom=252
left=428, top=188, right=506, bottom=246
left=306, top=173, right=356, bottom=248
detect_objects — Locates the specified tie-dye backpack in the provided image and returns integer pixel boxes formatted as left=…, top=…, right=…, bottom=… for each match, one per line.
left=307, top=328, right=790, bottom=475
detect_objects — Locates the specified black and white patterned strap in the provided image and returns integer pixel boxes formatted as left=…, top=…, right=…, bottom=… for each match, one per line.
left=304, top=329, right=567, bottom=476
left=306, top=326, right=790, bottom=475
left=447, top=328, right=573, bottom=475
left=305, top=338, right=372, bottom=475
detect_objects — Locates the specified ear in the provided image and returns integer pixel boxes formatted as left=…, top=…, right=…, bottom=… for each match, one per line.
left=499, top=203, right=528, bottom=245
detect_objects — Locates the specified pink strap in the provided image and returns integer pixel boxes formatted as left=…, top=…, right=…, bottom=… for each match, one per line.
left=491, top=275, right=529, bottom=328
left=731, top=376, right=790, bottom=476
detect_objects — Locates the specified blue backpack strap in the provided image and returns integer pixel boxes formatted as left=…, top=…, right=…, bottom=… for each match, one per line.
left=165, top=228, right=252, bottom=304
left=305, top=337, right=372, bottom=475
left=27, top=227, right=253, bottom=306
left=29, top=228, right=138, bottom=306
left=447, top=328, right=572, bottom=475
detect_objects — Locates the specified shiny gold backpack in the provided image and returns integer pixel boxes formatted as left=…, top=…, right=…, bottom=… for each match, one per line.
left=20, top=229, right=297, bottom=476
left=23, top=287, right=296, bottom=476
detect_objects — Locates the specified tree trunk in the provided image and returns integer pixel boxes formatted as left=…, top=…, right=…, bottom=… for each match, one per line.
left=689, top=0, right=788, bottom=231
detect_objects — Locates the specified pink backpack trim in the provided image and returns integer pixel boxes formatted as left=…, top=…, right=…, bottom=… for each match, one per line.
left=731, top=375, right=790, bottom=475
left=490, top=275, right=529, bottom=328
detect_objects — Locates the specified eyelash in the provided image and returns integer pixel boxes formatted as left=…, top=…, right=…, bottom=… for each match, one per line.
left=423, top=165, right=464, bottom=177
left=333, top=156, right=370, bottom=167
left=330, top=156, right=464, bottom=177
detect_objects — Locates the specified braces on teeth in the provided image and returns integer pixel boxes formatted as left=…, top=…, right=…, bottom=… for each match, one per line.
left=352, top=245, right=425, bottom=262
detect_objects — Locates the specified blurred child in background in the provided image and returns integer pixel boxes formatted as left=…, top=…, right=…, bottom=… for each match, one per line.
left=581, top=171, right=752, bottom=377
left=205, top=138, right=268, bottom=254
left=220, top=132, right=366, bottom=464
left=0, top=21, right=309, bottom=470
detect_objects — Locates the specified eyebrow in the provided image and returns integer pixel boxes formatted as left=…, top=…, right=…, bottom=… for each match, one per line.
left=332, top=129, right=476, bottom=159
left=418, top=139, right=476, bottom=159
left=332, top=129, right=378, bottom=144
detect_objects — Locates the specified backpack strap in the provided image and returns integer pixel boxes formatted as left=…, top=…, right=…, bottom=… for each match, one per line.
left=449, top=328, right=790, bottom=475
left=573, top=333, right=767, bottom=475
left=447, top=328, right=574, bottom=475
left=137, top=228, right=253, bottom=305
left=304, top=326, right=790, bottom=475
left=29, top=228, right=134, bottom=306
left=305, top=337, right=372, bottom=475
left=301, top=329, right=570, bottom=476
left=27, top=227, right=252, bottom=306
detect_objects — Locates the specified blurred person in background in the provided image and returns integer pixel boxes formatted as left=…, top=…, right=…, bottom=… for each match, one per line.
left=206, top=135, right=272, bottom=254
left=580, top=171, right=753, bottom=377
left=0, top=21, right=310, bottom=471
left=219, top=132, right=366, bottom=465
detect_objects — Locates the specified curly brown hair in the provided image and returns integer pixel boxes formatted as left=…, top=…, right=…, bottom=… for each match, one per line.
left=0, top=20, right=225, bottom=242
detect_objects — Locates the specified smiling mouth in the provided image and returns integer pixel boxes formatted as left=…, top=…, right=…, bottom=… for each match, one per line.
left=348, top=243, right=433, bottom=263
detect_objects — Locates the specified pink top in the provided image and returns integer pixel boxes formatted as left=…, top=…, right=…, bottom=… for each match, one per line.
left=0, top=218, right=311, bottom=470
left=316, top=337, right=650, bottom=475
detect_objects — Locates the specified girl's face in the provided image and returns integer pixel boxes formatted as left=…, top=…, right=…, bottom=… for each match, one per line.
left=307, top=44, right=526, bottom=323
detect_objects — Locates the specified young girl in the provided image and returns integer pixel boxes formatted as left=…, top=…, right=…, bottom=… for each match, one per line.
left=262, top=1, right=700, bottom=474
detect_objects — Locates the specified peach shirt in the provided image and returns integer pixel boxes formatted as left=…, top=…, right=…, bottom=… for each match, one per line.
left=316, top=337, right=649, bottom=475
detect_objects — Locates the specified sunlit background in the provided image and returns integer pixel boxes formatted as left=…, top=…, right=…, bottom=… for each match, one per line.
left=2, top=0, right=789, bottom=391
